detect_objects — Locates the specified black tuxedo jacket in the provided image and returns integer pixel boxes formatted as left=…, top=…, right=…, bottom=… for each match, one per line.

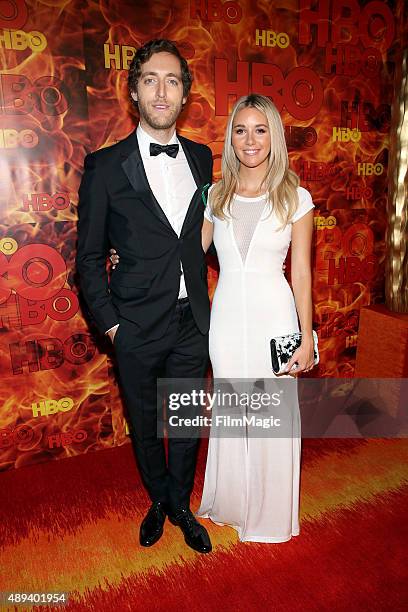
left=76, top=129, right=213, bottom=339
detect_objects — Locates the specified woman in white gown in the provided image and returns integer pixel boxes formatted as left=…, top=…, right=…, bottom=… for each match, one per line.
left=196, top=94, right=315, bottom=542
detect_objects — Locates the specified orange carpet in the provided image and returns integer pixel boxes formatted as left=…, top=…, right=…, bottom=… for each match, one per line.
left=0, top=438, right=407, bottom=611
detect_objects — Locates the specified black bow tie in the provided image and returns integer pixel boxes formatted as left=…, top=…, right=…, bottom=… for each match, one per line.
left=149, top=142, right=179, bottom=158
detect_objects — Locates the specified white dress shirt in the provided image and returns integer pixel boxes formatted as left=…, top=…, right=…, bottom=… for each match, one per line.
left=106, top=123, right=197, bottom=335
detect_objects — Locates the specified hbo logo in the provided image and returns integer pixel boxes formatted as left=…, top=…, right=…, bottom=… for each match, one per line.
left=32, top=397, right=74, bottom=418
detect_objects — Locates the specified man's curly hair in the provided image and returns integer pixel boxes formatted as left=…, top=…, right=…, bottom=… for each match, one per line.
left=128, top=39, right=193, bottom=105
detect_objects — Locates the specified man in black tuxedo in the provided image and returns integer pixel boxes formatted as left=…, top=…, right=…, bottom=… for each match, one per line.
left=76, top=39, right=212, bottom=553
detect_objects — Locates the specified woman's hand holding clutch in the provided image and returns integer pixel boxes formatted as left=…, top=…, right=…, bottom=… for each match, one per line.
left=284, top=334, right=315, bottom=375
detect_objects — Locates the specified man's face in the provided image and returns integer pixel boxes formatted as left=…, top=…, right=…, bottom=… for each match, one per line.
left=131, top=51, right=186, bottom=131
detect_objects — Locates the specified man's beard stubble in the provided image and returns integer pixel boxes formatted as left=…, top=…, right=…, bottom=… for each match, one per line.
left=137, top=98, right=183, bottom=131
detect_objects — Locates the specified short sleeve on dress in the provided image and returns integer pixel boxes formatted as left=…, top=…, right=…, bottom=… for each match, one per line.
left=291, top=187, right=315, bottom=223
left=204, top=183, right=216, bottom=223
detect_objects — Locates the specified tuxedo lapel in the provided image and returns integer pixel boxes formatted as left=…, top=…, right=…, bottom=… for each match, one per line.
left=120, top=131, right=175, bottom=234
left=179, top=136, right=202, bottom=188
left=178, top=135, right=205, bottom=234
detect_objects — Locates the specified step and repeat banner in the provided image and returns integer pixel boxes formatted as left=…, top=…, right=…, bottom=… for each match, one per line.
left=0, top=0, right=400, bottom=470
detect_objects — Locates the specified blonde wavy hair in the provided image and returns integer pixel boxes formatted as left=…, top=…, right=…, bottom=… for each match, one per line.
left=210, top=94, right=300, bottom=227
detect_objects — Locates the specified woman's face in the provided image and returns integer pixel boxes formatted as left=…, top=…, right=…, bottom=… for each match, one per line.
left=231, top=107, right=271, bottom=170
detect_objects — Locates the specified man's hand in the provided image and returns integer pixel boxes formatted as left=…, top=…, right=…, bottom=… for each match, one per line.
left=109, top=248, right=119, bottom=269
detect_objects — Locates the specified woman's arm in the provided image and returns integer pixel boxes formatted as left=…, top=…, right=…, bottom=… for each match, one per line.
left=202, top=218, right=214, bottom=253
left=285, top=210, right=315, bottom=373
left=110, top=218, right=215, bottom=261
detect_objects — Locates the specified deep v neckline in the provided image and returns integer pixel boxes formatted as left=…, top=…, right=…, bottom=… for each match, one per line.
left=230, top=193, right=268, bottom=267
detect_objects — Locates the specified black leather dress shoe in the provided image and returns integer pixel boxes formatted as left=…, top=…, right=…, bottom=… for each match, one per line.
left=139, top=501, right=167, bottom=547
left=169, top=508, right=212, bottom=554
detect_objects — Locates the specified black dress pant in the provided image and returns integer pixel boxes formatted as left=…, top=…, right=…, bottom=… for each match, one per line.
left=113, top=299, right=209, bottom=513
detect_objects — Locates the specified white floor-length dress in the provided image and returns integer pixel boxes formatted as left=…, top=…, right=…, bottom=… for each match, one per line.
left=196, top=186, right=315, bottom=542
